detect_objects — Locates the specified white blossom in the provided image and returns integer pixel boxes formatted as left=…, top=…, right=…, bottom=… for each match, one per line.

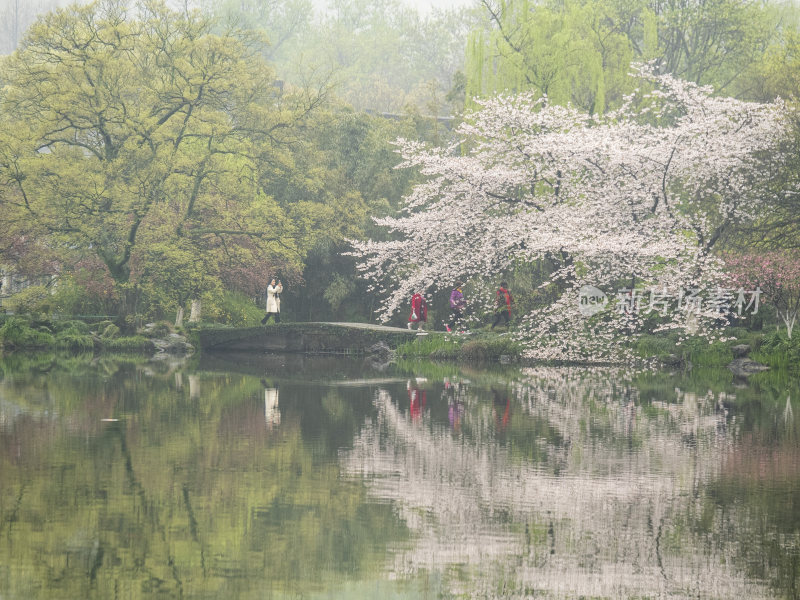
left=350, top=67, right=790, bottom=360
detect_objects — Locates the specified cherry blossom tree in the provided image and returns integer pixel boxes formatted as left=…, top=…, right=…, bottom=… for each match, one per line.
left=351, top=66, right=790, bottom=360
left=726, top=251, right=800, bottom=339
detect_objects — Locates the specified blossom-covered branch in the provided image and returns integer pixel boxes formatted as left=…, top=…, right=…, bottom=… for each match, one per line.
left=350, top=66, right=790, bottom=360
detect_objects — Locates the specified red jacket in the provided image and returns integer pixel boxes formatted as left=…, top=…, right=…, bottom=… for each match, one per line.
left=496, top=287, right=512, bottom=313
left=409, top=293, right=427, bottom=322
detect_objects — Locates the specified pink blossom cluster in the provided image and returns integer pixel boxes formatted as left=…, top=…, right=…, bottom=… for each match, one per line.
left=725, top=251, right=800, bottom=338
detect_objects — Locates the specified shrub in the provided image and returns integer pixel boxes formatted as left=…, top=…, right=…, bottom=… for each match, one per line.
left=92, top=320, right=115, bottom=333
left=3, top=285, right=52, bottom=315
left=681, top=338, right=733, bottom=366
left=0, top=317, right=55, bottom=349
left=55, top=328, right=95, bottom=352
left=752, top=331, right=800, bottom=370
left=51, top=319, right=91, bottom=334
left=101, top=336, right=155, bottom=353
left=206, top=290, right=263, bottom=326
left=101, top=323, right=121, bottom=339
left=635, top=334, right=677, bottom=359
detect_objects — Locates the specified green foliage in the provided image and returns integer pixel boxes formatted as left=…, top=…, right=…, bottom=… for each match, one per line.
left=752, top=331, right=800, bottom=370
left=682, top=338, right=735, bottom=367
left=205, top=290, right=263, bottom=326
left=466, top=0, right=793, bottom=112
left=93, top=320, right=114, bottom=332
left=0, top=316, right=155, bottom=354
left=100, top=323, right=120, bottom=339
left=460, top=335, right=523, bottom=362
left=396, top=334, right=463, bottom=359
left=0, top=0, right=350, bottom=324
left=2, top=285, right=52, bottom=315
left=99, top=336, right=154, bottom=353
left=636, top=332, right=734, bottom=367
left=466, top=0, right=635, bottom=112
left=396, top=333, right=522, bottom=362
left=635, top=333, right=680, bottom=359
left=48, top=271, right=118, bottom=318
left=51, top=320, right=90, bottom=335
left=132, top=241, right=217, bottom=317
left=323, top=273, right=356, bottom=312
left=0, top=317, right=55, bottom=349
left=54, top=327, right=95, bottom=352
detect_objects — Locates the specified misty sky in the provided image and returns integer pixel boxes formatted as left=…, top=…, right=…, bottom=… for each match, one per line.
left=307, top=0, right=479, bottom=14
left=405, top=0, right=478, bottom=12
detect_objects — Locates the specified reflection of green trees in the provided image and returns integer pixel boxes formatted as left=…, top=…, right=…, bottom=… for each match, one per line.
left=700, top=372, right=800, bottom=599
left=708, top=478, right=800, bottom=599
left=0, top=360, right=407, bottom=598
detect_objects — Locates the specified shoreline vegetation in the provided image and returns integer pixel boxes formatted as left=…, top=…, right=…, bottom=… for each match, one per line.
left=0, top=315, right=181, bottom=355
left=1, top=314, right=796, bottom=374
left=395, top=327, right=799, bottom=373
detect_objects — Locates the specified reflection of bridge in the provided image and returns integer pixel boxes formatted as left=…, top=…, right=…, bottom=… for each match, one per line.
left=196, top=322, right=416, bottom=354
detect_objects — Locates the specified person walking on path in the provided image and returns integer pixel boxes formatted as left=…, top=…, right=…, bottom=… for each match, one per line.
left=408, top=292, right=428, bottom=331
left=446, top=282, right=466, bottom=332
left=261, top=278, right=283, bottom=324
left=492, top=281, right=513, bottom=329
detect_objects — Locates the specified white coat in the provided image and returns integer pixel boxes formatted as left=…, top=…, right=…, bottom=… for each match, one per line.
left=266, top=283, right=283, bottom=313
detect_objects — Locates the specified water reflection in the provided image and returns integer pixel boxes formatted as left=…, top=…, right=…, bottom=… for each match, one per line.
left=0, top=353, right=797, bottom=599
left=341, top=366, right=800, bottom=600
left=264, top=386, right=281, bottom=429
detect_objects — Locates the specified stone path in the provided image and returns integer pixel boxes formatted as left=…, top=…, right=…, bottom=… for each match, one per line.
left=313, top=321, right=416, bottom=333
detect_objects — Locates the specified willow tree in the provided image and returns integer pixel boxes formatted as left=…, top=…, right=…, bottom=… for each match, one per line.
left=466, top=0, right=636, bottom=114
left=466, top=0, right=790, bottom=113
left=0, top=0, right=342, bottom=323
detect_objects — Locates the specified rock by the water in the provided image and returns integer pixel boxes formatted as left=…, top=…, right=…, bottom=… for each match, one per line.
left=367, top=341, right=393, bottom=359
left=728, top=357, right=768, bottom=377
left=660, top=353, right=683, bottom=367
left=151, top=332, right=194, bottom=357
left=731, top=344, right=751, bottom=358
left=366, top=341, right=395, bottom=370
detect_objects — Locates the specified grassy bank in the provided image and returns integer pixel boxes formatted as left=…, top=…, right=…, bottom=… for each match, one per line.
left=0, top=316, right=155, bottom=354
left=635, top=328, right=799, bottom=371
left=396, top=325, right=799, bottom=371
left=395, top=331, right=523, bottom=363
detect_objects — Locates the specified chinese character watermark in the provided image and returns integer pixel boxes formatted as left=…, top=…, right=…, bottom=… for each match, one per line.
left=577, top=286, right=762, bottom=317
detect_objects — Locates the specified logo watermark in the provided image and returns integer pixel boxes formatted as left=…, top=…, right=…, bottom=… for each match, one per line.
left=578, top=285, right=608, bottom=316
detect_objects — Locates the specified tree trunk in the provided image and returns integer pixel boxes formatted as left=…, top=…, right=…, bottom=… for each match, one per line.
left=175, top=306, right=184, bottom=328
left=781, top=310, right=796, bottom=339
left=189, top=299, right=201, bottom=323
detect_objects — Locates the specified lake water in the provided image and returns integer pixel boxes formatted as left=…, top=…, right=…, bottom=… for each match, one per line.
left=0, top=352, right=798, bottom=599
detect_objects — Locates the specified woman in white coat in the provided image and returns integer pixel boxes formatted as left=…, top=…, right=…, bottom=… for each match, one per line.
left=261, top=278, right=283, bottom=324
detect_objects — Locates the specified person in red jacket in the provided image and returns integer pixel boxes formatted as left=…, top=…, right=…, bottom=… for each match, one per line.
left=492, top=281, right=513, bottom=329
left=408, top=292, right=428, bottom=330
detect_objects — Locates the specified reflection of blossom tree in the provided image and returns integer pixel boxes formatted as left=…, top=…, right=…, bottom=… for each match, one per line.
left=340, top=368, right=776, bottom=599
